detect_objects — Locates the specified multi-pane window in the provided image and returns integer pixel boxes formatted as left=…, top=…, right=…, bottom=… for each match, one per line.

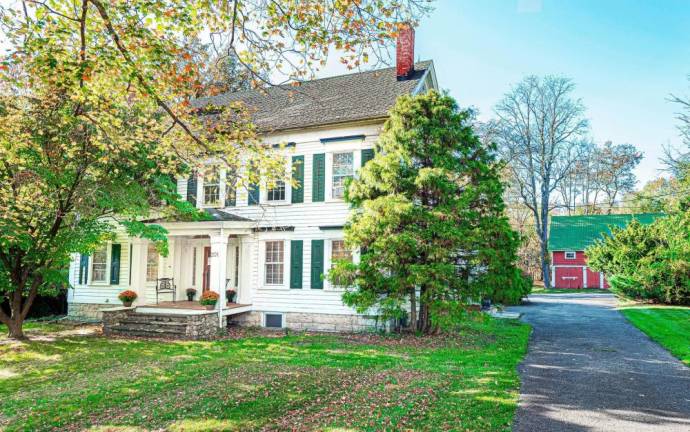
left=267, top=180, right=286, bottom=201
left=91, top=245, right=108, bottom=282
left=203, top=167, right=220, bottom=206
left=146, top=243, right=159, bottom=282
left=332, top=152, right=354, bottom=199
left=331, top=240, right=352, bottom=267
left=264, top=241, right=284, bottom=285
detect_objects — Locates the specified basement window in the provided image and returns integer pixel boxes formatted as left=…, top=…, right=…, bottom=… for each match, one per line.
left=264, top=313, right=284, bottom=328
left=564, top=251, right=577, bottom=260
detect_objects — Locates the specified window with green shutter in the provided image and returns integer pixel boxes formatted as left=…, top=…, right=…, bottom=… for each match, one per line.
left=291, top=155, right=304, bottom=204
left=110, top=244, right=121, bottom=285
left=312, top=153, right=325, bottom=202
left=310, top=239, right=324, bottom=289
left=361, top=148, right=375, bottom=167
left=290, top=240, right=303, bottom=288
left=248, top=182, right=260, bottom=205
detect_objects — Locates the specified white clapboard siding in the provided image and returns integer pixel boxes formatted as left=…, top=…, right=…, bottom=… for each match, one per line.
left=71, top=121, right=384, bottom=318
left=71, top=229, right=132, bottom=305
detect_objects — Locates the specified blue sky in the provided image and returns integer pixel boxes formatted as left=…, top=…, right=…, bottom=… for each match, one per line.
left=411, top=0, right=690, bottom=186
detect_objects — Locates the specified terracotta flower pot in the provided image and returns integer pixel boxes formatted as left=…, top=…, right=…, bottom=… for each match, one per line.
left=204, top=304, right=216, bottom=311
left=122, top=301, right=133, bottom=307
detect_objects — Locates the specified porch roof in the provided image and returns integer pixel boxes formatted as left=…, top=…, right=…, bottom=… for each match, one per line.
left=147, top=209, right=255, bottom=236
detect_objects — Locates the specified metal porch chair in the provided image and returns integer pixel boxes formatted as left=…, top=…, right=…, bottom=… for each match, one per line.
left=156, top=277, right=177, bottom=304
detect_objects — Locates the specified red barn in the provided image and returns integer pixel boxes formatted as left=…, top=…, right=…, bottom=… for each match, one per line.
left=548, top=214, right=663, bottom=289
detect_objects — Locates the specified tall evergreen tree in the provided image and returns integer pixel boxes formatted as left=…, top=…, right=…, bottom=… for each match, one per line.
left=329, top=91, right=530, bottom=333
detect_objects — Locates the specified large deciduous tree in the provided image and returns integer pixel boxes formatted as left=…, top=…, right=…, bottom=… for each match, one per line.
left=0, top=0, right=431, bottom=339
left=557, top=141, right=642, bottom=215
left=328, top=91, right=530, bottom=334
left=492, top=76, right=589, bottom=288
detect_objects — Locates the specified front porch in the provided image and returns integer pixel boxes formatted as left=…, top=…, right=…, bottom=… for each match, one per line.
left=129, top=219, right=255, bottom=312
left=137, top=301, right=252, bottom=316
left=103, top=219, right=256, bottom=339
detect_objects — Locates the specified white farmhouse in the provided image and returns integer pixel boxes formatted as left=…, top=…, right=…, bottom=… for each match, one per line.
left=67, top=29, right=438, bottom=335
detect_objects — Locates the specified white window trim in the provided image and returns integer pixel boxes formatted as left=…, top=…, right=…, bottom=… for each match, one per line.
left=199, top=167, right=226, bottom=209
left=261, top=158, right=292, bottom=206
left=325, top=151, right=360, bottom=202
left=263, top=312, right=285, bottom=328
left=145, top=242, right=160, bottom=284
left=88, top=243, right=111, bottom=286
left=324, top=236, right=359, bottom=290
left=564, top=251, right=577, bottom=260
left=259, top=239, right=290, bottom=289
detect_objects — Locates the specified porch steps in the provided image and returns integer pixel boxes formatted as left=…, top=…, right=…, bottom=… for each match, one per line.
left=107, top=312, right=189, bottom=338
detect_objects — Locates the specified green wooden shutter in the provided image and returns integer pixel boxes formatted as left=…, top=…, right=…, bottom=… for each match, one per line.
left=361, top=148, right=375, bottom=167
left=310, top=239, right=324, bottom=289
left=312, top=153, right=325, bottom=202
left=225, top=184, right=236, bottom=207
left=110, top=244, right=121, bottom=285
left=290, top=240, right=303, bottom=289
left=291, top=155, right=304, bottom=204
left=248, top=183, right=260, bottom=205
left=186, top=173, right=197, bottom=206
left=79, top=254, right=89, bottom=284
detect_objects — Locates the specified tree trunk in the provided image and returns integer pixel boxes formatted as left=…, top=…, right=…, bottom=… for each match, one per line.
left=540, top=238, right=551, bottom=289
left=408, top=287, right=417, bottom=332
left=417, top=285, right=431, bottom=334
left=540, top=191, right=552, bottom=289
left=1, top=271, right=40, bottom=341
left=6, top=317, right=26, bottom=340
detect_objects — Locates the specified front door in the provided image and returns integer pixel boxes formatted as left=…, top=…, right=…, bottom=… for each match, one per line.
left=202, top=246, right=211, bottom=292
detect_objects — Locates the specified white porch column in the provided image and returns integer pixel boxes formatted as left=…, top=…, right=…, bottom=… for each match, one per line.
left=171, top=237, right=184, bottom=300
left=130, top=239, right=147, bottom=304
left=209, top=233, right=229, bottom=310
left=238, top=237, right=253, bottom=304
left=164, top=238, right=176, bottom=279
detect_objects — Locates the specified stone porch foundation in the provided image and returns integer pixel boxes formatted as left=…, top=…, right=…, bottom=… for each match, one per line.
left=102, top=307, right=224, bottom=340
left=68, top=302, right=112, bottom=320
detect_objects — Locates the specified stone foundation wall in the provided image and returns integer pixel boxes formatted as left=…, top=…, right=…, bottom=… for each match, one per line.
left=68, top=303, right=111, bottom=320
left=102, top=308, right=224, bottom=340
left=230, top=311, right=378, bottom=333
left=187, top=314, right=226, bottom=339
left=102, top=307, right=135, bottom=336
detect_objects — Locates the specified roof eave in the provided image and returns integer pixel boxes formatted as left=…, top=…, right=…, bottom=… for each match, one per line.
left=411, top=60, right=438, bottom=95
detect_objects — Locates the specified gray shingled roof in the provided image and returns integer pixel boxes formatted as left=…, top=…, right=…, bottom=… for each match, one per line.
left=144, top=208, right=252, bottom=224
left=193, top=61, right=433, bottom=132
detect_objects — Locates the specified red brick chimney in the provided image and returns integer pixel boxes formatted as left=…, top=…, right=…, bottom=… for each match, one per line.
left=396, top=24, right=415, bottom=80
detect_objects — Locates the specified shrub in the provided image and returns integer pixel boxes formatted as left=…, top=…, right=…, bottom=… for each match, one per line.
left=199, top=291, right=219, bottom=306
left=587, top=215, right=690, bottom=305
left=117, top=290, right=138, bottom=303
left=186, top=288, right=197, bottom=295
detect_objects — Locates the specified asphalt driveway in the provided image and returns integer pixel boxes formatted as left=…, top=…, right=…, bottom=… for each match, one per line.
left=509, top=293, right=690, bottom=431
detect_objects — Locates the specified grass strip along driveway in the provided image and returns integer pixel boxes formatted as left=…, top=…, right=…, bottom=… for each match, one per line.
left=620, top=306, right=690, bottom=366
left=0, top=317, right=529, bottom=432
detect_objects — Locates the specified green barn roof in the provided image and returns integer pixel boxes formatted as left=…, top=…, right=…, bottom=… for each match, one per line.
left=548, top=213, right=664, bottom=251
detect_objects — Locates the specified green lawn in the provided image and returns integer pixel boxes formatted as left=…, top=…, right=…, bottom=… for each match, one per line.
left=620, top=306, right=690, bottom=366
left=0, top=317, right=530, bottom=432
